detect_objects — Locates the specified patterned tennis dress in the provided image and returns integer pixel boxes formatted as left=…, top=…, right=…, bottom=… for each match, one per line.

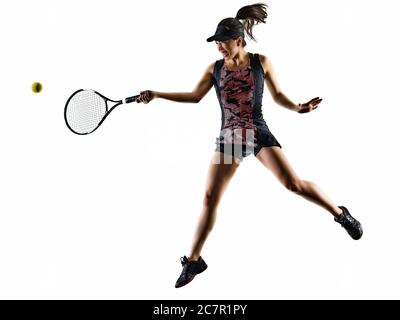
left=212, top=52, right=281, bottom=161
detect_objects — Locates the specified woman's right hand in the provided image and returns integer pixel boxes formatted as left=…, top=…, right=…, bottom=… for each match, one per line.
left=136, top=90, right=155, bottom=104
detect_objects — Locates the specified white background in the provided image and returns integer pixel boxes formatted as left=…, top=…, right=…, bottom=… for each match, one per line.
left=0, top=0, right=399, bottom=299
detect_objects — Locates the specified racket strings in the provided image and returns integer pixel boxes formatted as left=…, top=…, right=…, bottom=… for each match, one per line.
left=66, top=90, right=107, bottom=134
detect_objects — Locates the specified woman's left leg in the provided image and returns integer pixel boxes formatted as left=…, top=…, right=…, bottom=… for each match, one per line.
left=255, top=146, right=342, bottom=217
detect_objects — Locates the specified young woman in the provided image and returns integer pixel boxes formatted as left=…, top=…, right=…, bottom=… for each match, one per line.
left=136, top=3, right=363, bottom=288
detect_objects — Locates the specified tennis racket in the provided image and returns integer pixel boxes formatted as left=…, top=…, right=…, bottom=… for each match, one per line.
left=64, top=89, right=140, bottom=135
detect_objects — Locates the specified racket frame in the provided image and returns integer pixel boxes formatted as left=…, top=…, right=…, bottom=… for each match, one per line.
left=64, top=89, right=139, bottom=135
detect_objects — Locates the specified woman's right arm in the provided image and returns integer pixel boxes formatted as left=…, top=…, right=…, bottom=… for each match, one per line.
left=136, top=62, right=215, bottom=104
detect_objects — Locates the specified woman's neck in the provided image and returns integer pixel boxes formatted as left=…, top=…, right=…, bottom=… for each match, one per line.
left=224, top=51, right=249, bottom=70
left=225, top=50, right=249, bottom=67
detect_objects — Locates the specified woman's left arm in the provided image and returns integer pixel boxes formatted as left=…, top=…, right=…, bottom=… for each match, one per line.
left=259, top=54, right=322, bottom=113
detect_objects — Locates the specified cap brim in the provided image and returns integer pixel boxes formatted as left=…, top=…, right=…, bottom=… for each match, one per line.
left=206, top=34, right=233, bottom=42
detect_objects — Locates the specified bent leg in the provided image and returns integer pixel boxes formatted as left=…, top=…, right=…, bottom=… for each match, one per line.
left=255, top=147, right=342, bottom=217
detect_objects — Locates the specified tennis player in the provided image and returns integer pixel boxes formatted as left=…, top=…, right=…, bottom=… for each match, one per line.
left=136, top=3, right=363, bottom=288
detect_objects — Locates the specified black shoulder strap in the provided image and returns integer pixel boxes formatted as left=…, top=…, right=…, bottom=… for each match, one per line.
left=212, top=59, right=224, bottom=86
left=249, top=53, right=263, bottom=71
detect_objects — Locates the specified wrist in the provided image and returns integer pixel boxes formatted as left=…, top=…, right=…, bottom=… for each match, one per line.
left=295, top=103, right=302, bottom=112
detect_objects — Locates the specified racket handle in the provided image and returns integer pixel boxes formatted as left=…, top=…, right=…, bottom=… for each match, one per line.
left=125, top=95, right=140, bottom=104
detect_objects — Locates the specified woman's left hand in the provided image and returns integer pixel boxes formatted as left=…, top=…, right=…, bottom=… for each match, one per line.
left=297, top=97, right=322, bottom=113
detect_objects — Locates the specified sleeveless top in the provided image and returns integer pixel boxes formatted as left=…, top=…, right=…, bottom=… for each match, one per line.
left=211, top=52, right=279, bottom=149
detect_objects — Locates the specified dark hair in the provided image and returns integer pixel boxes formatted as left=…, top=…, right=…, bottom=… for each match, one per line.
left=216, top=3, right=268, bottom=47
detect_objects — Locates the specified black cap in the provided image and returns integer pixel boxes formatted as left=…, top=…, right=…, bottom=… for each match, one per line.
left=206, top=24, right=245, bottom=42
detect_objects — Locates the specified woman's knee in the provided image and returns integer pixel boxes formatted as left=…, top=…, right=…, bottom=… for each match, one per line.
left=283, top=178, right=304, bottom=194
left=203, top=191, right=219, bottom=209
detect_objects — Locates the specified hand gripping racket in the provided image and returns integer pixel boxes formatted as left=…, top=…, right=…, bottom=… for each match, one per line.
left=64, top=89, right=139, bottom=135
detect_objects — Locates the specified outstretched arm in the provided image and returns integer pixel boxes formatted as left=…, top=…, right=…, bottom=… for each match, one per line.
left=136, top=62, right=215, bottom=104
left=259, top=54, right=322, bottom=113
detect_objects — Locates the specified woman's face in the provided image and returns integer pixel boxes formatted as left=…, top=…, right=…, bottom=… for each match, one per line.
left=215, top=38, right=242, bottom=59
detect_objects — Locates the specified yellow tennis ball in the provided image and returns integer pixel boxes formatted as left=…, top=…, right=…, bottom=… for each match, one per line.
left=32, top=82, right=43, bottom=93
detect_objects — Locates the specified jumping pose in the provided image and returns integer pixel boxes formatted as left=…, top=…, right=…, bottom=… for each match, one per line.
left=136, top=3, right=363, bottom=288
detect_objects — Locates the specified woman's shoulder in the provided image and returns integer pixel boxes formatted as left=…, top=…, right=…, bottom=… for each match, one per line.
left=256, top=53, right=269, bottom=63
left=209, top=60, right=218, bottom=68
left=255, top=53, right=271, bottom=73
left=207, top=60, right=224, bottom=74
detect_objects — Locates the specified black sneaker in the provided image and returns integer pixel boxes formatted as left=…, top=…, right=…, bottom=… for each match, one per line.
left=175, top=256, right=208, bottom=288
left=335, top=206, right=363, bottom=240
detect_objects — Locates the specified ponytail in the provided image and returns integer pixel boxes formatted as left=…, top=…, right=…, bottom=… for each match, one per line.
left=236, top=3, right=268, bottom=42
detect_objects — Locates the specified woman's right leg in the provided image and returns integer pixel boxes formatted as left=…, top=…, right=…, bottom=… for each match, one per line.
left=188, top=151, right=241, bottom=261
